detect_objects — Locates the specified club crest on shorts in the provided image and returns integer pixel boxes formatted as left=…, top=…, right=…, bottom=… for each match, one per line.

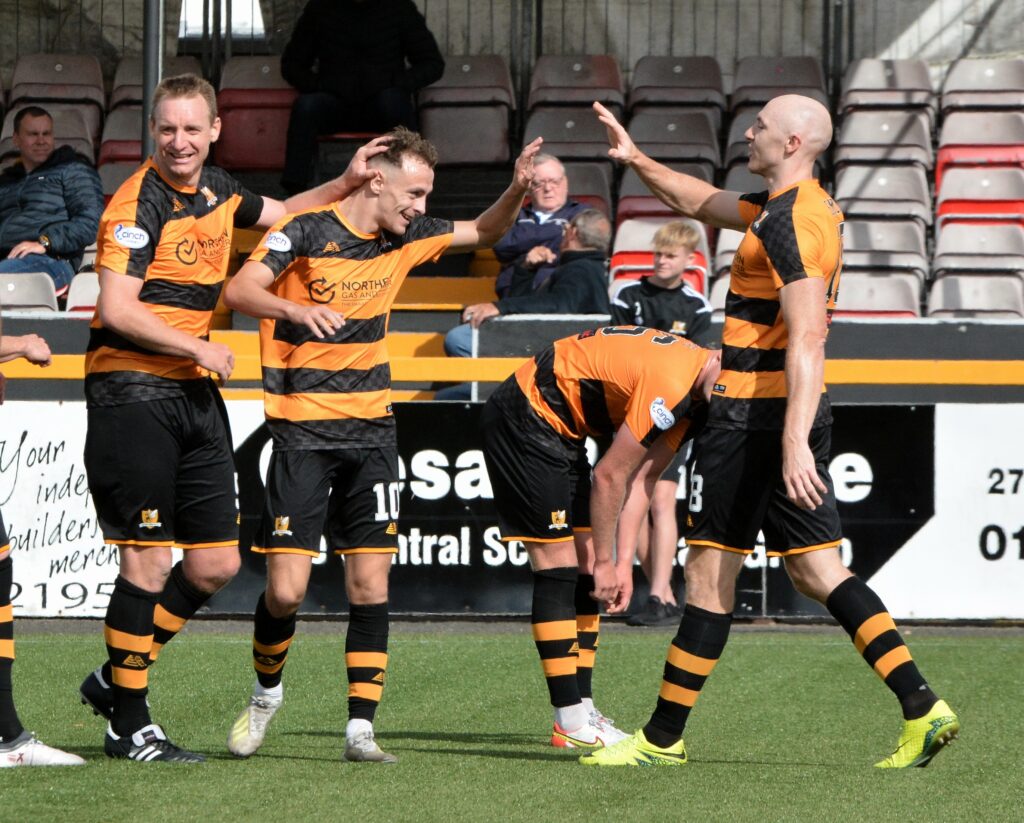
left=272, top=515, right=293, bottom=537
left=548, top=510, right=568, bottom=531
left=139, top=508, right=161, bottom=529
left=649, top=397, right=676, bottom=430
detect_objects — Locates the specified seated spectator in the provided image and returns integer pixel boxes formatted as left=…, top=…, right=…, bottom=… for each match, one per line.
left=493, top=153, right=587, bottom=298
left=609, top=220, right=715, bottom=627
left=0, top=107, right=103, bottom=292
left=436, top=209, right=611, bottom=401
left=280, top=0, right=445, bottom=193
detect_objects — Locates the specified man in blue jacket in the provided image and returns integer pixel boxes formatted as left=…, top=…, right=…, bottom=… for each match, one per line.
left=0, top=107, right=103, bottom=292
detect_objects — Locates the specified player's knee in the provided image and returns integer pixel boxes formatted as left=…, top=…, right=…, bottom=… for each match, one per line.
left=346, top=574, right=388, bottom=605
left=266, top=582, right=304, bottom=615
left=785, top=564, right=832, bottom=604
left=187, top=551, right=241, bottom=594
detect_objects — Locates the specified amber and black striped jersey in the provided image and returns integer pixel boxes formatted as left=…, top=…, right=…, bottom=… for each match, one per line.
left=515, top=326, right=710, bottom=452
left=85, top=160, right=264, bottom=407
left=248, top=206, right=453, bottom=450
left=712, top=179, right=844, bottom=431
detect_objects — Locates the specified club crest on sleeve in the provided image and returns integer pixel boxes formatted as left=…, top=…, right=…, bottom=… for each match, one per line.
left=649, top=397, right=676, bottom=430
left=114, top=223, right=150, bottom=249
left=265, top=232, right=292, bottom=253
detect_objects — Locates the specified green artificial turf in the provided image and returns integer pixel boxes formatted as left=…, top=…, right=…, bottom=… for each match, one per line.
left=1, top=624, right=1016, bottom=823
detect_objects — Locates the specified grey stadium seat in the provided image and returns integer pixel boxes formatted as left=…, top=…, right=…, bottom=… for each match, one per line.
left=927, top=274, right=1024, bottom=318
left=628, top=56, right=725, bottom=131
left=564, top=162, right=613, bottom=217
left=714, top=229, right=745, bottom=277
left=731, top=57, right=828, bottom=111
left=840, top=59, right=935, bottom=115
left=834, top=110, right=933, bottom=168
left=0, top=271, right=59, bottom=312
left=527, top=55, right=624, bottom=113
left=932, top=223, right=1024, bottom=278
left=626, top=110, right=720, bottom=176
left=522, top=107, right=611, bottom=163
left=834, top=272, right=921, bottom=317
left=941, top=57, right=1024, bottom=113
left=842, top=220, right=929, bottom=281
left=834, top=165, right=932, bottom=226
left=65, top=271, right=100, bottom=313
left=8, top=53, right=105, bottom=141
left=110, top=56, right=204, bottom=110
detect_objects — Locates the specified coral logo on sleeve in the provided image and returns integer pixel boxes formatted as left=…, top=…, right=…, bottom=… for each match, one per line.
left=649, top=397, right=676, bottom=430
left=113, top=223, right=150, bottom=249
left=265, top=232, right=292, bottom=253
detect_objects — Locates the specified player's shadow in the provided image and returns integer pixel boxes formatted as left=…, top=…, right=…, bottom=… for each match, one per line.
left=281, top=729, right=569, bottom=762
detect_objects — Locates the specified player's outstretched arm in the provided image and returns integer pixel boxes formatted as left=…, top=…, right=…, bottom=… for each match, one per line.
left=448, top=137, right=543, bottom=253
left=97, top=269, right=236, bottom=384
left=593, top=101, right=747, bottom=230
left=255, top=135, right=393, bottom=229
left=224, top=260, right=344, bottom=340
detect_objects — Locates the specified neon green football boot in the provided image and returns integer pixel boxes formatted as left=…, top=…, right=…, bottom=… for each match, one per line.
left=579, top=729, right=687, bottom=766
left=875, top=699, right=960, bottom=768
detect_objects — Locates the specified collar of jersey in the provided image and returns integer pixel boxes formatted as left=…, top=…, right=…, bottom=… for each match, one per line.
left=333, top=203, right=380, bottom=240
left=766, top=177, right=819, bottom=201
left=145, top=157, right=200, bottom=194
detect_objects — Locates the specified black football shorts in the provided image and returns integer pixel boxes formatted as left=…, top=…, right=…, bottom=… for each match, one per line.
left=253, top=445, right=400, bottom=557
left=84, top=382, right=238, bottom=549
left=685, top=425, right=843, bottom=556
left=481, top=379, right=591, bottom=544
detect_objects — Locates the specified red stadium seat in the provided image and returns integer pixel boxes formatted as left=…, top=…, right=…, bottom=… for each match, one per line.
left=936, top=167, right=1024, bottom=228
left=935, top=112, right=1024, bottom=192
left=98, top=106, right=143, bottom=165
left=616, top=163, right=712, bottom=226
left=215, top=57, right=298, bottom=171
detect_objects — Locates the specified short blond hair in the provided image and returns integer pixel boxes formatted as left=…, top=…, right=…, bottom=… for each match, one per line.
left=653, top=221, right=701, bottom=253
left=151, top=73, right=218, bottom=123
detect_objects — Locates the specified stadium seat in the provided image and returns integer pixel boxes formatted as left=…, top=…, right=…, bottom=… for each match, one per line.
left=714, top=229, right=744, bottom=277
left=834, top=165, right=932, bottom=226
left=616, top=163, right=712, bottom=225
left=834, top=110, right=933, bottom=168
left=527, top=55, right=624, bottom=114
left=730, top=57, right=828, bottom=111
left=8, top=53, right=105, bottom=141
left=723, top=164, right=766, bottom=194
left=109, top=56, right=204, bottom=110
left=936, top=167, right=1024, bottom=228
left=522, top=107, right=612, bottom=164
left=79, top=242, right=97, bottom=272
left=0, top=107, right=93, bottom=162
left=724, top=107, right=758, bottom=168
left=564, top=162, right=612, bottom=217
left=0, top=271, right=59, bottom=312
left=98, top=106, right=143, bottom=165
left=840, top=59, right=936, bottom=118
left=98, top=162, right=137, bottom=204
left=941, top=57, right=1024, bottom=114
left=709, top=274, right=730, bottom=319
left=418, top=56, right=514, bottom=166
left=932, top=223, right=1024, bottom=279
left=935, top=111, right=1024, bottom=192
left=65, top=271, right=100, bottom=313
left=610, top=217, right=709, bottom=294
left=215, top=56, right=298, bottom=171
left=927, top=274, right=1024, bottom=318
left=627, top=56, right=725, bottom=131
left=842, top=220, right=929, bottom=281
left=626, top=110, right=719, bottom=176
left=832, top=271, right=921, bottom=318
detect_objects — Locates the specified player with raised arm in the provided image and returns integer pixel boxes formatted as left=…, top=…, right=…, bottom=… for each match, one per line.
left=223, top=129, right=542, bottom=763
left=78, top=73, right=389, bottom=763
left=582, top=98, right=958, bottom=768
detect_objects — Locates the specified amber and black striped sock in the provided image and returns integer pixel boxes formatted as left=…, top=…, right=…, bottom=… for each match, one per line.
left=531, top=566, right=581, bottom=709
left=0, top=555, right=24, bottom=743
left=105, top=575, right=159, bottom=736
left=252, top=592, right=297, bottom=689
left=149, top=561, right=209, bottom=664
left=826, top=576, right=937, bottom=719
left=574, top=573, right=599, bottom=702
left=346, top=602, right=389, bottom=723
left=644, top=603, right=732, bottom=748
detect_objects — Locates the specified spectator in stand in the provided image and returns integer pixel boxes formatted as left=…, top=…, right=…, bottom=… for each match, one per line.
left=280, top=0, right=445, bottom=194
left=609, top=220, right=716, bottom=627
left=493, top=153, right=587, bottom=298
left=0, top=107, right=103, bottom=293
left=445, top=208, right=611, bottom=355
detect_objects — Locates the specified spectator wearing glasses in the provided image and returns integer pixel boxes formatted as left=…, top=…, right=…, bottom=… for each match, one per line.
left=492, top=153, right=587, bottom=299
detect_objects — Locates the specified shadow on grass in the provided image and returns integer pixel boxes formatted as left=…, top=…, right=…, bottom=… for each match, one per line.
left=284, top=730, right=538, bottom=744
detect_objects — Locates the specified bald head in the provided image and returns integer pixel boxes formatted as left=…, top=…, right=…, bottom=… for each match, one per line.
left=761, top=94, right=833, bottom=158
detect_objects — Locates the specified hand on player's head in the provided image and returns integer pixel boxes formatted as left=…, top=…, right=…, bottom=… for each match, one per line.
left=344, top=135, right=393, bottom=188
